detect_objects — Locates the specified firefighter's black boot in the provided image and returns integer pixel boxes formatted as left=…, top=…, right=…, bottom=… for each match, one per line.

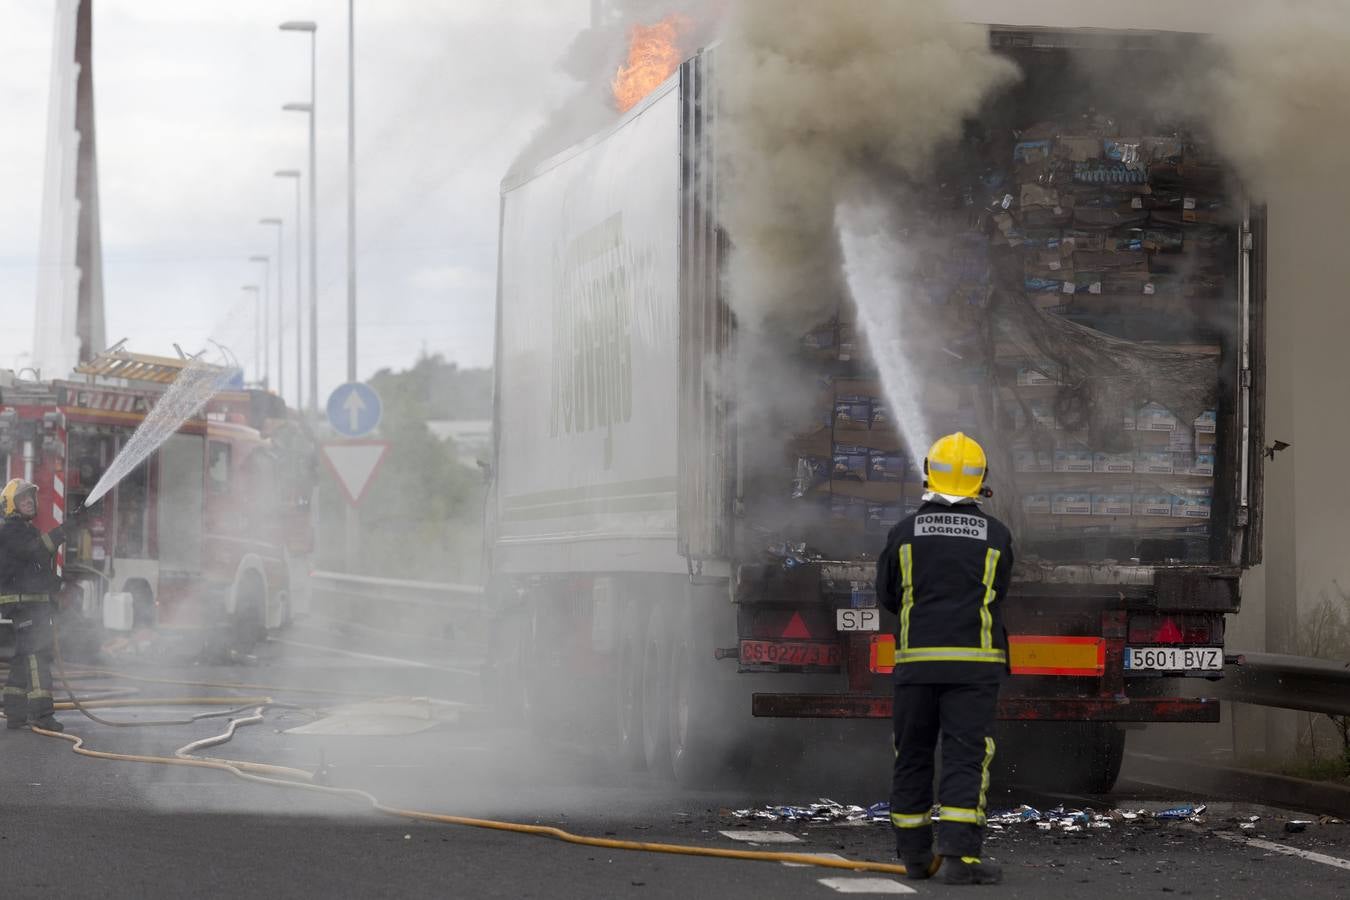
left=3, top=694, right=26, bottom=728
left=900, top=851, right=935, bottom=880
left=943, top=856, right=1002, bottom=885
left=29, top=715, right=63, bottom=733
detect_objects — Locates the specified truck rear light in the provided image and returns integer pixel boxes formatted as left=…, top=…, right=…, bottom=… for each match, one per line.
left=1127, top=614, right=1222, bottom=645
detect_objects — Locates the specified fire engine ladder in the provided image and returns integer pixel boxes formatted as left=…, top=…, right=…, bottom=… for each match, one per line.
left=74, top=350, right=225, bottom=386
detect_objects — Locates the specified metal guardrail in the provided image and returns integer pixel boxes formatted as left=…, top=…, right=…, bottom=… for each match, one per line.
left=307, top=570, right=483, bottom=609
left=1209, top=652, right=1350, bottom=717
left=304, top=570, right=485, bottom=643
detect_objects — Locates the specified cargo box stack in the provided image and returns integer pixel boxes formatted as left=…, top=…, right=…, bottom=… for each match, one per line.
left=785, top=111, right=1235, bottom=565
left=990, top=116, right=1229, bottom=563
left=788, top=334, right=928, bottom=559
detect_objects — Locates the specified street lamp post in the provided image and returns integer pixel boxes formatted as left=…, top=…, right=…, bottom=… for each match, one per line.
left=241, top=285, right=261, bottom=384
left=347, top=0, right=357, bottom=385
left=275, top=170, right=302, bottom=410
left=259, top=218, right=284, bottom=399
left=248, top=255, right=270, bottom=387
left=281, top=19, right=318, bottom=415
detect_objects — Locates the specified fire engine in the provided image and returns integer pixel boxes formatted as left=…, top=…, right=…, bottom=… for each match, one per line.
left=0, top=350, right=317, bottom=659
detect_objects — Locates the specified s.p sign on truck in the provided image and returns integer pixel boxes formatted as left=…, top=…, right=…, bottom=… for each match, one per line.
left=483, top=26, right=1266, bottom=790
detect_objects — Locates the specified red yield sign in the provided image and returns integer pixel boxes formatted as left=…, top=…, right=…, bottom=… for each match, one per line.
left=321, top=440, right=390, bottom=506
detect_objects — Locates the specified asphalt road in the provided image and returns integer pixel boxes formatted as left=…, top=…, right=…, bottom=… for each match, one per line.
left=2, top=623, right=1347, bottom=899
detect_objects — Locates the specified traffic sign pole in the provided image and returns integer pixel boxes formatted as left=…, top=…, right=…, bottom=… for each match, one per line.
left=324, top=382, right=384, bottom=570
left=347, top=506, right=359, bottom=573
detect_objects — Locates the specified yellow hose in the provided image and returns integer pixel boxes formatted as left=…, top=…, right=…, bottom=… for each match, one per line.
left=16, top=631, right=937, bottom=879
left=29, top=700, right=933, bottom=879
left=63, top=665, right=386, bottom=698
left=53, top=696, right=272, bottom=711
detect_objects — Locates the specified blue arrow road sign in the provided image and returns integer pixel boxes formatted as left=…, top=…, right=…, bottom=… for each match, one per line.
left=326, top=382, right=382, bottom=438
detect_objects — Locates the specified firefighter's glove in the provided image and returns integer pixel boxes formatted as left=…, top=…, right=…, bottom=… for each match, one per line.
left=46, top=524, right=67, bottom=549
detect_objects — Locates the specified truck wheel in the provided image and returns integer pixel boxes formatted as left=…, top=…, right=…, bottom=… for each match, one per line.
left=995, top=722, right=1127, bottom=795
left=641, top=603, right=673, bottom=776
left=520, top=605, right=551, bottom=737
left=668, top=602, right=736, bottom=787
left=1080, top=723, right=1127, bottom=793
left=616, top=597, right=650, bottom=770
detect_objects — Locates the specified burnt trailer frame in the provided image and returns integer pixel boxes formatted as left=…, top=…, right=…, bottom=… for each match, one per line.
left=672, top=30, right=1266, bottom=725
left=487, top=24, right=1267, bottom=789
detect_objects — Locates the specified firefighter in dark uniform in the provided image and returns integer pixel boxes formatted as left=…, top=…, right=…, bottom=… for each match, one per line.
left=1, top=479, right=69, bottom=733
left=877, top=432, right=1014, bottom=885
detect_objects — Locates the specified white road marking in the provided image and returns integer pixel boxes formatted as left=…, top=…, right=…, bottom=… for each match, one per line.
left=272, top=638, right=479, bottom=676
left=719, top=830, right=801, bottom=844
left=818, top=877, right=916, bottom=894
left=781, top=852, right=848, bottom=867
left=1216, top=831, right=1350, bottom=872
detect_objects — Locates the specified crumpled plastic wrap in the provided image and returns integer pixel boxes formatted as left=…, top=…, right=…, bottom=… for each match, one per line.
left=727, top=800, right=1212, bottom=831
left=765, top=540, right=816, bottom=571
left=728, top=798, right=889, bottom=824
left=993, top=289, right=1218, bottom=453
left=986, top=803, right=1209, bottom=834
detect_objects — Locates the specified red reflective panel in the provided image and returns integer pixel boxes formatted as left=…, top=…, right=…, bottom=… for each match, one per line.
left=1127, top=614, right=1217, bottom=645
left=1155, top=617, right=1183, bottom=643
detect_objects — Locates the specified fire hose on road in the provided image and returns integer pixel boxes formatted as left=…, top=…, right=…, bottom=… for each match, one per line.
left=0, top=629, right=937, bottom=880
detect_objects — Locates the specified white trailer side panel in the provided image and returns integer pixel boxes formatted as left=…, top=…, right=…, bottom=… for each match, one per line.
left=495, top=81, right=682, bottom=575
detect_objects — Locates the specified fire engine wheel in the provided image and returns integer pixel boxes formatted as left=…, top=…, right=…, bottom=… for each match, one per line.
left=641, top=603, right=674, bottom=776
left=615, top=598, right=650, bottom=770
left=128, top=581, right=156, bottom=629
left=229, top=572, right=267, bottom=653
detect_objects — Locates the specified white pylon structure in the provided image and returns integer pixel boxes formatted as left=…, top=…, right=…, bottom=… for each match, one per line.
left=34, top=0, right=105, bottom=380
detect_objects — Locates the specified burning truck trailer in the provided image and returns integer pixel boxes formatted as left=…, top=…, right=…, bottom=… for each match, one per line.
left=484, top=26, right=1266, bottom=790
left=0, top=351, right=317, bottom=663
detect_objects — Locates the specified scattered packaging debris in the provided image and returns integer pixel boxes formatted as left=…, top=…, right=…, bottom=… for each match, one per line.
left=728, top=799, right=1213, bottom=834
left=1155, top=804, right=1207, bottom=821
left=1284, top=820, right=1312, bottom=834
left=728, top=799, right=888, bottom=824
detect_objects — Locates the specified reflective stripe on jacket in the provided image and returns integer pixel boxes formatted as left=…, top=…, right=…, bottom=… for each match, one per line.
left=876, top=501, right=1015, bottom=684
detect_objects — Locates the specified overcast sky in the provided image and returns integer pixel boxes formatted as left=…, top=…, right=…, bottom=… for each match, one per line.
left=0, top=0, right=588, bottom=405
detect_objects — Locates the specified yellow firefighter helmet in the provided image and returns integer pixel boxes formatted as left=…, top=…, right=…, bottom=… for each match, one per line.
left=923, top=432, right=988, bottom=499
left=1, top=479, right=38, bottom=518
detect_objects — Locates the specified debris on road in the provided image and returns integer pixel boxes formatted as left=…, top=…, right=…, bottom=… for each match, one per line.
left=727, top=799, right=888, bottom=824
left=725, top=800, right=1232, bottom=834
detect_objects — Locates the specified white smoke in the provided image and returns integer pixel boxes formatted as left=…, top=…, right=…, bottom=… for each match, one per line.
left=1201, top=1, right=1350, bottom=200
left=716, top=0, right=1020, bottom=337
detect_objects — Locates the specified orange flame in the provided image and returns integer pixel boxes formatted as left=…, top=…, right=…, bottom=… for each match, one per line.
left=612, top=15, right=687, bottom=113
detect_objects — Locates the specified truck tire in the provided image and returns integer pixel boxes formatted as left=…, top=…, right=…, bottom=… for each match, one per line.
left=641, top=602, right=673, bottom=776
left=995, top=722, right=1127, bottom=795
left=616, top=597, right=650, bottom=770
left=668, top=601, right=739, bottom=787
left=520, top=603, right=552, bottom=738
left=1080, top=723, right=1127, bottom=794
